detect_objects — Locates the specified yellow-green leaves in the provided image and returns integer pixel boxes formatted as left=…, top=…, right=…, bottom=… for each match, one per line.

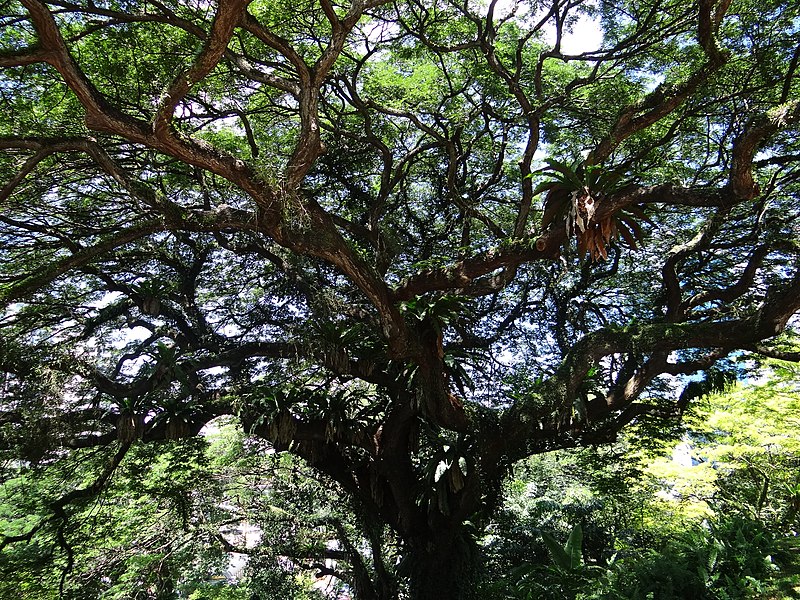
left=363, top=59, right=445, bottom=111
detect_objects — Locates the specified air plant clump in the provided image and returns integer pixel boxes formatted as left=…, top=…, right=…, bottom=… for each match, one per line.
left=535, top=159, right=651, bottom=261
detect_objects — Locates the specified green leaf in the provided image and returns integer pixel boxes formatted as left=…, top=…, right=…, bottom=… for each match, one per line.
left=542, top=158, right=584, bottom=189
left=564, top=523, right=584, bottom=570
left=541, top=530, right=572, bottom=570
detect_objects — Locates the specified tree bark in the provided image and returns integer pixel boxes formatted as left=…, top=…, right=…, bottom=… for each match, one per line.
left=404, top=524, right=479, bottom=600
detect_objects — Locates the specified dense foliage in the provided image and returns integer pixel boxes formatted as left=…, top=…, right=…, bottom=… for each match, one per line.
left=1, top=0, right=799, bottom=597
left=480, top=362, right=800, bottom=600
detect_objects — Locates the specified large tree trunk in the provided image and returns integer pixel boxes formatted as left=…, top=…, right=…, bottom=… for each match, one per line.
left=404, top=524, right=480, bottom=600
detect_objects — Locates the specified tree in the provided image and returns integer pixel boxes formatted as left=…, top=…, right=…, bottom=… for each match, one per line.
left=1, top=0, right=799, bottom=597
left=661, top=354, right=800, bottom=530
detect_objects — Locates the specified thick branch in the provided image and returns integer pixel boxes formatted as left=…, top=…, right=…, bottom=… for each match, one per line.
left=0, top=45, right=52, bottom=66
left=587, top=0, right=730, bottom=165
left=729, top=100, right=800, bottom=199
left=503, top=267, right=800, bottom=458
left=393, top=183, right=739, bottom=301
left=153, top=0, right=249, bottom=137
left=19, top=0, right=269, bottom=207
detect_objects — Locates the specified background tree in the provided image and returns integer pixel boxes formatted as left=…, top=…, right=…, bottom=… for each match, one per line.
left=1, top=0, right=799, bottom=597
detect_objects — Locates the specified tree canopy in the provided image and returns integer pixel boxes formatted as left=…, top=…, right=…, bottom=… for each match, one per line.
left=1, top=0, right=799, bottom=597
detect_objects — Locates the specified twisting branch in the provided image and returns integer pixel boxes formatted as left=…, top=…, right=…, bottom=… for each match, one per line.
left=503, top=262, right=800, bottom=459
left=587, top=0, right=731, bottom=165
left=662, top=206, right=731, bottom=321
left=681, top=245, right=770, bottom=314
left=154, top=0, right=250, bottom=138
left=475, top=0, right=540, bottom=238
left=729, top=101, right=800, bottom=199
left=18, top=0, right=267, bottom=203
